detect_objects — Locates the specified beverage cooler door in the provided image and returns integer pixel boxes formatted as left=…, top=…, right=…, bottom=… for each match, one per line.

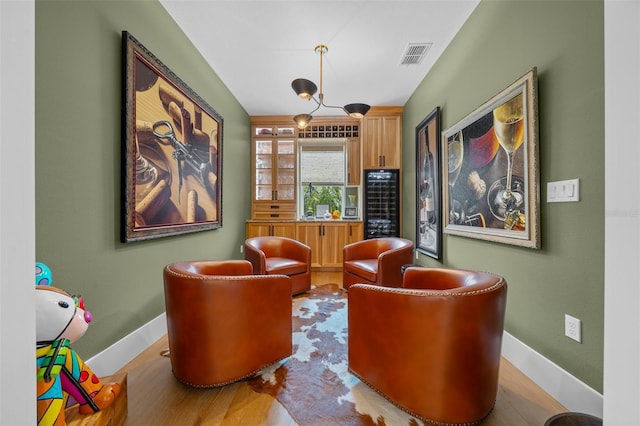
left=364, top=169, right=400, bottom=239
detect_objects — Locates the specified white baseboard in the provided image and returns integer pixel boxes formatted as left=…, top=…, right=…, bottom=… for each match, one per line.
left=502, top=331, right=603, bottom=418
left=84, top=315, right=604, bottom=419
left=86, top=313, right=167, bottom=378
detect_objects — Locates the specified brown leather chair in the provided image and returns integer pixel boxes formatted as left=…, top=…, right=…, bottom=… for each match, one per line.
left=348, top=267, right=508, bottom=425
left=342, top=237, right=414, bottom=289
left=163, top=260, right=292, bottom=387
left=244, top=236, right=311, bottom=295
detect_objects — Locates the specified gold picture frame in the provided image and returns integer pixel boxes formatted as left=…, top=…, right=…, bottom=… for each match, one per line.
left=442, top=68, right=540, bottom=248
left=121, top=31, right=223, bottom=242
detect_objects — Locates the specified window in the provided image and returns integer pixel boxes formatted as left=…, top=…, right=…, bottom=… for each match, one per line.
left=298, top=139, right=346, bottom=217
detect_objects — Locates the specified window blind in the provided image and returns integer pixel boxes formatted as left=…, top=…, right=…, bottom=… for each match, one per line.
left=299, top=140, right=346, bottom=184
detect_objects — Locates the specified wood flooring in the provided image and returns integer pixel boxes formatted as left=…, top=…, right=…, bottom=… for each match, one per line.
left=114, top=271, right=567, bottom=425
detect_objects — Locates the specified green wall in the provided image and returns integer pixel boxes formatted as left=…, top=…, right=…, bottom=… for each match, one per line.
left=403, top=1, right=604, bottom=391
left=35, top=1, right=250, bottom=358
left=35, top=0, right=604, bottom=394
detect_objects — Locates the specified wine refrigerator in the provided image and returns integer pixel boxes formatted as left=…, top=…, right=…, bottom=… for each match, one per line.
left=363, top=169, right=400, bottom=239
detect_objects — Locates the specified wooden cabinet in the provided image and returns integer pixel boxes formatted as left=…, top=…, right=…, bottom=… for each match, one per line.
left=251, top=121, right=297, bottom=219
left=296, top=222, right=347, bottom=270
left=347, top=137, right=361, bottom=185
left=362, top=107, right=403, bottom=170
left=246, top=221, right=296, bottom=239
left=295, top=221, right=363, bottom=270
left=345, top=221, right=363, bottom=244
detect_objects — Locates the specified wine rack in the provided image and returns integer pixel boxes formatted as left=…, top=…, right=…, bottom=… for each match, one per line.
left=298, top=124, right=359, bottom=139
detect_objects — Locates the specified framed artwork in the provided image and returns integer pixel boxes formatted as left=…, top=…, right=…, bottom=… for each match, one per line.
left=416, top=107, right=441, bottom=259
left=316, top=204, right=330, bottom=219
left=121, top=31, right=223, bottom=242
left=442, top=68, right=539, bottom=248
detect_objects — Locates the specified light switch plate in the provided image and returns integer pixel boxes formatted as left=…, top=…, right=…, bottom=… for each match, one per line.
left=547, top=179, right=580, bottom=202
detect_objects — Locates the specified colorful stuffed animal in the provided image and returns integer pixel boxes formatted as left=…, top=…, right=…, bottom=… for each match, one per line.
left=35, top=262, right=121, bottom=426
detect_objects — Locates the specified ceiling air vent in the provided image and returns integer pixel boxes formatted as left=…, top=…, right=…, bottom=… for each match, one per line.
left=400, top=42, right=432, bottom=65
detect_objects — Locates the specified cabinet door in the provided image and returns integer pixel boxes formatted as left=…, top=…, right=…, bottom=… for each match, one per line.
left=321, top=223, right=347, bottom=268
left=246, top=222, right=272, bottom=238
left=346, top=222, right=364, bottom=244
left=347, top=138, right=361, bottom=185
left=275, top=139, right=295, bottom=201
left=296, top=223, right=323, bottom=268
left=254, top=139, right=275, bottom=201
left=246, top=222, right=296, bottom=238
left=362, top=116, right=383, bottom=169
left=380, top=116, right=401, bottom=169
left=272, top=222, right=296, bottom=239
left=362, top=115, right=402, bottom=169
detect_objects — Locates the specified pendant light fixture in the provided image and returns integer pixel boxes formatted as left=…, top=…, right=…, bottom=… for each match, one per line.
left=292, top=45, right=370, bottom=129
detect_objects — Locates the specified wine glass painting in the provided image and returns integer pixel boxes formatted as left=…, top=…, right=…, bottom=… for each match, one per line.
left=442, top=68, right=540, bottom=249
left=416, top=107, right=441, bottom=259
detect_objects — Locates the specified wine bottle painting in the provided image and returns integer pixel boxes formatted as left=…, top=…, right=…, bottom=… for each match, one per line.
left=441, top=68, right=540, bottom=249
left=416, top=107, right=442, bottom=259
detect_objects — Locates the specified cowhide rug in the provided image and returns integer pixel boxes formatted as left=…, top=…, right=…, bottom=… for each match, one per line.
left=248, top=284, right=423, bottom=426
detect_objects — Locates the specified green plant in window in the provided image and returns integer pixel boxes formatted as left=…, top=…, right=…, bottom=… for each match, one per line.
left=304, top=185, right=342, bottom=215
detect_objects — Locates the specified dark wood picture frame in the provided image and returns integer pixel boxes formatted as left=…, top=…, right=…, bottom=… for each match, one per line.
left=442, top=68, right=539, bottom=248
left=122, top=31, right=223, bottom=242
left=416, top=107, right=442, bottom=259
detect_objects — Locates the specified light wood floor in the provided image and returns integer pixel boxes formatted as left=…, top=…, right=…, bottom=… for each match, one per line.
left=115, top=271, right=567, bottom=425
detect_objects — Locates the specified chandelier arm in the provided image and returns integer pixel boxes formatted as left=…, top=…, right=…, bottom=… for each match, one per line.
left=292, top=44, right=370, bottom=123
left=309, top=95, right=321, bottom=107
left=307, top=101, right=321, bottom=115
left=319, top=99, right=347, bottom=110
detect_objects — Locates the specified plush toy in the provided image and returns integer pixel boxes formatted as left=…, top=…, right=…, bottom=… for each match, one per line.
left=35, top=263, right=121, bottom=426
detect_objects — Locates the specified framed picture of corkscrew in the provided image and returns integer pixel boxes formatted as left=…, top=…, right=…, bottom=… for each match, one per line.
left=442, top=68, right=540, bottom=248
left=416, top=107, right=442, bottom=259
left=121, top=31, right=223, bottom=242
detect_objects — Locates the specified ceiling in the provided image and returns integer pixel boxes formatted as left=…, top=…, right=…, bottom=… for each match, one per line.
left=159, top=0, right=480, bottom=118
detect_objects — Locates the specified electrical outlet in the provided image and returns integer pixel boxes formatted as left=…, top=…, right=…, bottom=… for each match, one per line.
left=240, top=244, right=243, bottom=254
left=547, top=179, right=580, bottom=202
left=565, top=314, right=582, bottom=342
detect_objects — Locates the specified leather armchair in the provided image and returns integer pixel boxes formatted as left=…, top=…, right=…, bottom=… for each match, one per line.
left=348, top=267, right=507, bottom=425
left=342, top=237, right=414, bottom=289
left=163, top=260, right=292, bottom=387
left=244, top=236, right=311, bottom=295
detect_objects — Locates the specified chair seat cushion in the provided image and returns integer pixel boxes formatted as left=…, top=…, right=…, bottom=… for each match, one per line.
left=266, top=257, right=308, bottom=276
left=344, top=259, right=378, bottom=282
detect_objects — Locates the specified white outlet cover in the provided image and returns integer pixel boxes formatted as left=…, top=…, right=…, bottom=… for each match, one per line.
left=547, top=179, right=580, bottom=203
left=565, top=314, right=582, bottom=342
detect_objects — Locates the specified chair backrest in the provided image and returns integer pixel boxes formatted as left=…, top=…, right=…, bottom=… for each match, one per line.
left=170, top=259, right=254, bottom=277
left=403, top=266, right=503, bottom=292
left=246, top=236, right=295, bottom=258
left=346, top=237, right=413, bottom=258
left=163, top=260, right=292, bottom=387
left=348, top=267, right=507, bottom=424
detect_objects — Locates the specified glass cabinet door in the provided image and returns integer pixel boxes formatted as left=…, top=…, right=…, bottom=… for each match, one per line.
left=255, top=139, right=274, bottom=200
left=276, top=140, right=295, bottom=200
left=254, top=138, right=296, bottom=201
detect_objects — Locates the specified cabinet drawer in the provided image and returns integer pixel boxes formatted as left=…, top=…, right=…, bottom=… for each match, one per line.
left=252, top=202, right=296, bottom=220
left=253, top=211, right=297, bottom=220
left=253, top=202, right=295, bottom=212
